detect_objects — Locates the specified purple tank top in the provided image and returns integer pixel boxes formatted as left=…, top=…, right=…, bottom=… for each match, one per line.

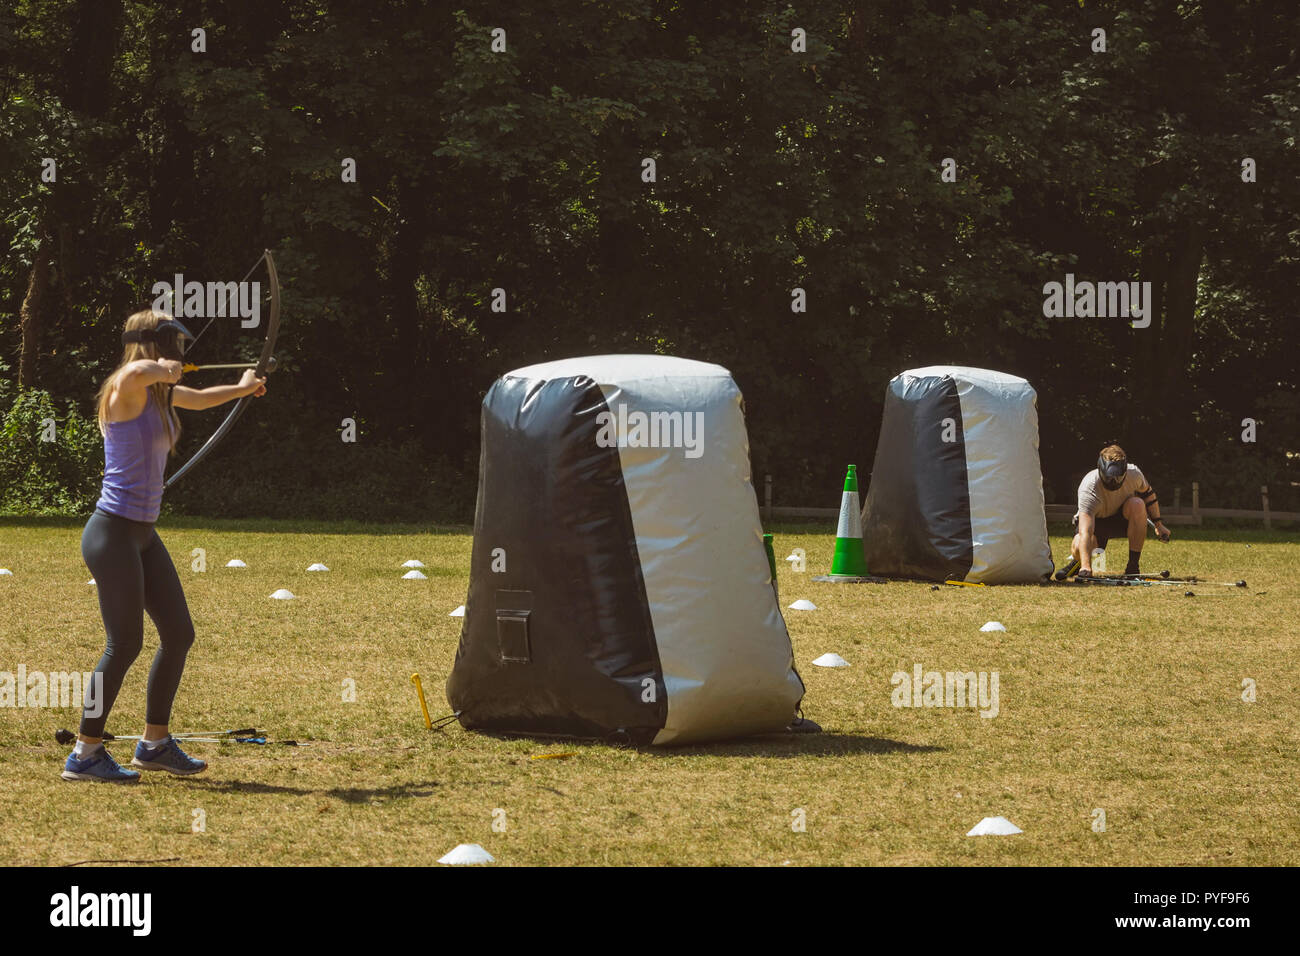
left=96, top=390, right=173, bottom=523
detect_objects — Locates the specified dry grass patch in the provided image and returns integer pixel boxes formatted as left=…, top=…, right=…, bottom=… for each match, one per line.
left=1, top=517, right=1296, bottom=866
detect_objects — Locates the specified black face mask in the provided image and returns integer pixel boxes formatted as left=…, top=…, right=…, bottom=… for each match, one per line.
left=122, top=319, right=196, bottom=361
left=1098, top=456, right=1127, bottom=490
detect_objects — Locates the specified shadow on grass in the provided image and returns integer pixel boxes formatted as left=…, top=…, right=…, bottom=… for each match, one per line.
left=474, top=730, right=942, bottom=759
left=657, top=733, right=943, bottom=759
left=183, top=778, right=442, bottom=802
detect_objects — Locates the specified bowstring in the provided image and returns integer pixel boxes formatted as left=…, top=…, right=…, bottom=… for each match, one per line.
left=184, top=252, right=268, bottom=355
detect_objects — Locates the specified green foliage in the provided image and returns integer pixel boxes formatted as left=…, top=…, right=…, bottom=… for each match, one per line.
left=0, top=388, right=103, bottom=515
left=164, top=430, right=476, bottom=523
left=0, top=0, right=1295, bottom=518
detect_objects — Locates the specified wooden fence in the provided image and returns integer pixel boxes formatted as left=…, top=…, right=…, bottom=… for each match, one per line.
left=761, top=476, right=1298, bottom=530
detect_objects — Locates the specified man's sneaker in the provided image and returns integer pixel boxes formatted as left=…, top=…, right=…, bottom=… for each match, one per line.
left=131, top=736, right=207, bottom=776
left=62, top=747, right=141, bottom=784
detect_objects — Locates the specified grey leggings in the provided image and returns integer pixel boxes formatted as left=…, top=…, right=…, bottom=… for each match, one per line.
left=79, top=509, right=195, bottom=738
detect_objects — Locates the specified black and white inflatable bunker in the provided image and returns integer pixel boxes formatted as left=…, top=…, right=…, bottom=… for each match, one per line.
left=860, top=366, right=1053, bottom=584
left=446, top=355, right=805, bottom=745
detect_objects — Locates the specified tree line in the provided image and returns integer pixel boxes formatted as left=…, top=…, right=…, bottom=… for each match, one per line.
left=2, top=0, right=1296, bottom=520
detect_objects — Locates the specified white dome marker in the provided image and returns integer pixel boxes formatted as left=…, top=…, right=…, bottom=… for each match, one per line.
left=980, top=621, right=1006, bottom=632
left=403, top=569, right=428, bottom=580
left=787, top=599, right=817, bottom=611
left=402, top=560, right=425, bottom=568
left=226, top=559, right=248, bottom=569
left=0, top=569, right=13, bottom=576
left=270, top=589, right=296, bottom=600
left=306, top=563, right=330, bottom=572
left=967, top=816, right=1022, bottom=836
left=438, top=843, right=494, bottom=865
left=812, top=653, right=850, bottom=668
left=449, top=605, right=466, bottom=617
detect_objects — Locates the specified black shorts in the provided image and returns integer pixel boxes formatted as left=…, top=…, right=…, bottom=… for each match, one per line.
left=1076, top=511, right=1131, bottom=547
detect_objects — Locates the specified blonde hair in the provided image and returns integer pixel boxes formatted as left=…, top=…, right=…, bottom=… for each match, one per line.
left=95, top=309, right=181, bottom=451
left=1100, top=444, right=1126, bottom=462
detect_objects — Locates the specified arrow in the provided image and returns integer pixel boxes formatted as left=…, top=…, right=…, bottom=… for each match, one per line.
left=182, top=356, right=278, bottom=374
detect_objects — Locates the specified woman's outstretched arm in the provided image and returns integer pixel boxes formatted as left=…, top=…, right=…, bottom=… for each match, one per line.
left=173, top=369, right=267, bottom=410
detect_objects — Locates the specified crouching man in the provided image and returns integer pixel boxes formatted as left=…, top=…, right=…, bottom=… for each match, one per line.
left=1059, top=443, right=1171, bottom=579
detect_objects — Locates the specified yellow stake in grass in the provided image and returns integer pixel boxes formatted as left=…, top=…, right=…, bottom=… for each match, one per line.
left=410, top=673, right=432, bottom=729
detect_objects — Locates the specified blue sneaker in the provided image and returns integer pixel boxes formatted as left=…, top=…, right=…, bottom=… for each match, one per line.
left=62, top=747, right=141, bottom=784
left=131, top=736, right=207, bottom=776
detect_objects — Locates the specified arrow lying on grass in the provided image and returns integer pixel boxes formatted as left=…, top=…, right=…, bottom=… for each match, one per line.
left=53, top=727, right=305, bottom=746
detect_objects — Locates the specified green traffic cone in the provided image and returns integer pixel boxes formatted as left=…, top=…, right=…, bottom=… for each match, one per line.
left=829, top=465, right=870, bottom=577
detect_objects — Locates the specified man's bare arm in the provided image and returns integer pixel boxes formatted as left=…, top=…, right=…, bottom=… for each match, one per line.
left=1077, top=512, right=1097, bottom=570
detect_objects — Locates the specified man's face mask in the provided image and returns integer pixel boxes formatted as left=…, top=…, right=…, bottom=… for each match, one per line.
left=1098, top=455, right=1127, bottom=490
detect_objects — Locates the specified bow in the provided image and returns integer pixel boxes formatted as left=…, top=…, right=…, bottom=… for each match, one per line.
left=164, top=249, right=280, bottom=490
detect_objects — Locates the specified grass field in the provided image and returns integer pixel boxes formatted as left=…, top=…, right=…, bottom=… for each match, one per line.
left=1, top=517, right=1297, bottom=866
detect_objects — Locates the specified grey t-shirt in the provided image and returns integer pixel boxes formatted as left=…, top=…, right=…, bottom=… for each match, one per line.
left=1075, top=463, right=1149, bottom=521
